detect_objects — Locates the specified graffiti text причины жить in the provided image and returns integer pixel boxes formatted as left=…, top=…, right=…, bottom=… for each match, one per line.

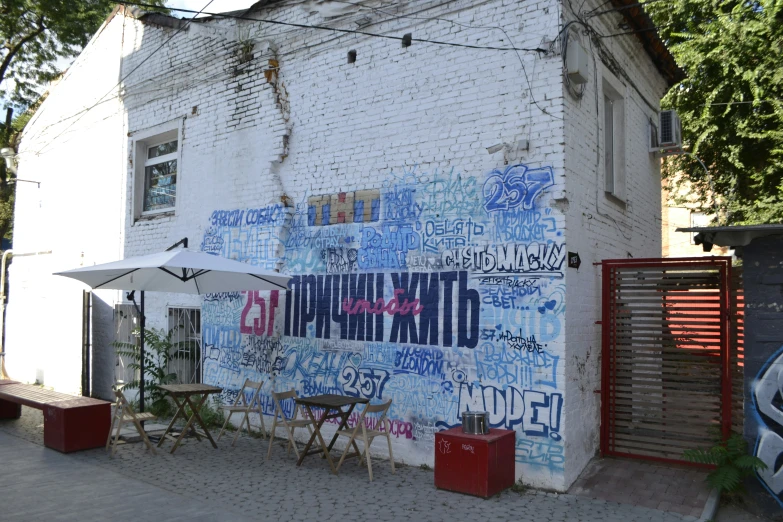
left=283, top=271, right=481, bottom=348
left=199, top=163, right=568, bottom=477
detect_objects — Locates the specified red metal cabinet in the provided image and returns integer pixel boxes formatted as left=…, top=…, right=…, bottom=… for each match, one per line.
left=434, top=427, right=516, bottom=497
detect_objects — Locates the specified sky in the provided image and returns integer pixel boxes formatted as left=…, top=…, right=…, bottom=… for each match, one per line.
left=166, top=0, right=257, bottom=17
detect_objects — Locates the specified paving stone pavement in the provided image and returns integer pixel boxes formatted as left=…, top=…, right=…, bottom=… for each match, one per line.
left=568, top=456, right=711, bottom=517
left=1, top=408, right=696, bottom=522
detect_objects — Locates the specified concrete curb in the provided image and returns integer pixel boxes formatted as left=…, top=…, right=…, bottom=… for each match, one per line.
left=699, top=488, right=720, bottom=521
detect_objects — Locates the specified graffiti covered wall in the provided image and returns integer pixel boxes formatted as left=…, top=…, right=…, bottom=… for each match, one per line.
left=753, top=346, right=783, bottom=508
left=742, top=235, right=783, bottom=517
left=201, top=163, right=567, bottom=486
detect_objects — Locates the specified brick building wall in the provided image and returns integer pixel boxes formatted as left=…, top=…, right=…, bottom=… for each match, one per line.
left=9, top=0, right=670, bottom=491
left=5, top=12, right=129, bottom=397
left=559, top=1, right=669, bottom=486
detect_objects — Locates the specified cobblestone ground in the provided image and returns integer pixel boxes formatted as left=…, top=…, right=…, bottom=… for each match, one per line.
left=0, top=408, right=695, bottom=522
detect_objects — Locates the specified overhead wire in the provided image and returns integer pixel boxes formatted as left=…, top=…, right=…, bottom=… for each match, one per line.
left=598, top=7, right=764, bottom=38
left=118, top=2, right=548, bottom=53
left=586, top=0, right=672, bottom=19
left=24, top=0, right=562, bottom=149
left=21, top=39, right=255, bottom=146
left=33, top=0, right=217, bottom=156
left=276, top=0, right=561, bottom=121
left=560, top=1, right=638, bottom=240
left=699, top=99, right=783, bottom=107
left=583, top=0, right=614, bottom=18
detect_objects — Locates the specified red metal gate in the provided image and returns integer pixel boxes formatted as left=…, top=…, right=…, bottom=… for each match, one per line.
left=600, top=257, right=737, bottom=464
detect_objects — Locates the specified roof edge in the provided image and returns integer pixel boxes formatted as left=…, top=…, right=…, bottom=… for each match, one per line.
left=676, top=225, right=783, bottom=251
left=611, top=0, right=685, bottom=87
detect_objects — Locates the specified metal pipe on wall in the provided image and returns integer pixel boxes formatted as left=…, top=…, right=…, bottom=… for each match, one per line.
left=0, top=249, right=12, bottom=379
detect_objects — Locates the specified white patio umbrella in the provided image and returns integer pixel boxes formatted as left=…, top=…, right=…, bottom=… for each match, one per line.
left=55, top=247, right=290, bottom=294
left=54, top=239, right=291, bottom=411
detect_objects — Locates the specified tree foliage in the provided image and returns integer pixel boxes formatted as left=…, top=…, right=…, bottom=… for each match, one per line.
left=1, top=1, right=118, bottom=107
left=0, top=1, right=167, bottom=241
left=649, top=0, right=783, bottom=224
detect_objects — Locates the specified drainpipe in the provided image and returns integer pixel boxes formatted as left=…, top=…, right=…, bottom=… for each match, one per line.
left=0, top=249, right=11, bottom=379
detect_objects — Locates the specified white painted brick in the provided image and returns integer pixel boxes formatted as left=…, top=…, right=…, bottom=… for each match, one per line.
left=8, top=0, right=669, bottom=492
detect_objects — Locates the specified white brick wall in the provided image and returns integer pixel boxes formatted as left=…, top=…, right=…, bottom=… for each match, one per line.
left=559, top=0, right=669, bottom=487
left=8, top=0, right=669, bottom=491
left=6, top=13, right=129, bottom=397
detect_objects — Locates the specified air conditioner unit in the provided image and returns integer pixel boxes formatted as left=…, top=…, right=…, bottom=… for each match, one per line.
left=657, top=109, right=683, bottom=155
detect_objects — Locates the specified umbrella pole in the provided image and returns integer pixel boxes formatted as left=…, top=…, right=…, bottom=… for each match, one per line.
left=139, top=290, right=145, bottom=414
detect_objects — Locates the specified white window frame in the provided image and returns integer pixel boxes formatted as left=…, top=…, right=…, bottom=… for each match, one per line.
left=602, top=67, right=627, bottom=202
left=131, top=119, right=183, bottom=221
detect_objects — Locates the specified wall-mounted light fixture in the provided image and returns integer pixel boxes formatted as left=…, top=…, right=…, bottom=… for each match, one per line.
left=0, top=148, right=40, bottom=187
left=486, top=140, right=530, bottom=155
left=487, top=140, right=531, bottom=165
left=0, top=148, right=16, bottom=174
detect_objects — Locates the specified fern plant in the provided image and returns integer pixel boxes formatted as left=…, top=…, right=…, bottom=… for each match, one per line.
left=682, top=433, right=767, bottom=494
left=112, top=327, right=182, bottom=417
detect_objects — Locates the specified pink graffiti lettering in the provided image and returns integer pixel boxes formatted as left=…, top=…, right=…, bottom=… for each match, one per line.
left=321, top=410, right=414, bottom=439
left=342, top=288, right=424, bottom=317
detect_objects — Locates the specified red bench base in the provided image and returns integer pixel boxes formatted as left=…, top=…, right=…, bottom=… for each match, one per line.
left=0, top=381, right=21, bottom=419
left=0, top=398, right=21, bottom=419
left=43, top=398, right=110, bottom=453
left=0, top=380, right=110, bottom=453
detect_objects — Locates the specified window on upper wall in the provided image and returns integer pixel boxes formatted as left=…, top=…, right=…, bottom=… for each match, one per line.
left=602, top=70, right=626, bottom=202
left=132, top=120, right=182, bottom=220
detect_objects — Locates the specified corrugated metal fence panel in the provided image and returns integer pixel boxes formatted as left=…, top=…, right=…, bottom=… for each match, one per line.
left=602, top=257, right=732, bottom=464
left=730, top=267, right=744, bottom=434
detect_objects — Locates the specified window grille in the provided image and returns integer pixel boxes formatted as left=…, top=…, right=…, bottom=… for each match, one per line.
left=167, top=307, right=202, bottom=384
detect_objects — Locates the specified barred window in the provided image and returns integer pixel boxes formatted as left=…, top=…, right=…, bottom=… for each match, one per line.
left=168, top=307, right=202, bottom=384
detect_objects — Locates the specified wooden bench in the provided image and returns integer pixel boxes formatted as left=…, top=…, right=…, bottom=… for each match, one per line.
left=0, top=379, right=110, bottom=453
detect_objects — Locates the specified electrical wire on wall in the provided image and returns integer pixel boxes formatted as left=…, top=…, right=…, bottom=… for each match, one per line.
left=559, top=3, right=635, bottom=241
left=24, top=0, right=561, bottom=157
left=20, top=43, right=270, bottom=151
left=585, top=30, right=634, bottom=242
left=33, top=0, right=217, bottom=156
left=125, top=0, right=557, bottom=120
left=327, top=0, right=561, bottom=121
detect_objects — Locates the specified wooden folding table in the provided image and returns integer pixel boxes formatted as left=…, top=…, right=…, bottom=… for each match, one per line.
left=294, top=394, right=368, bottom=473
left=157, top=384, right=222, bottom=454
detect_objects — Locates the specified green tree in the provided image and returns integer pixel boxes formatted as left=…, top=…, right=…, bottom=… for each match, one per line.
left=0, top=1, right=167, bottom=241
left=0, top=102, right=40, bottom=241
left=649, top=0, right=783, bottom=224
left=0, top=1, right=165, bottom=107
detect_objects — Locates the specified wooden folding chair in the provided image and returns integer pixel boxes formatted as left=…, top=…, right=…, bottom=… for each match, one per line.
left=266, top=389, right=313, bottom=460
left=217, top=378, right=266, bottom=446
left=335, top=399, right=395, bottom=481
left=106, top=385, right=157, bottom=456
